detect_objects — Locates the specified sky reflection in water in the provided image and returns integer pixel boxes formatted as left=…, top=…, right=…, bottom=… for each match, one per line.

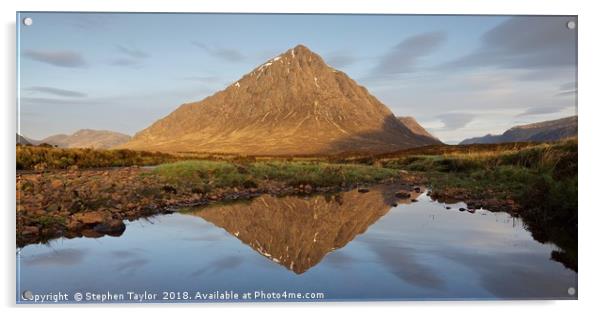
left=17, top=185, right=577, bottom=301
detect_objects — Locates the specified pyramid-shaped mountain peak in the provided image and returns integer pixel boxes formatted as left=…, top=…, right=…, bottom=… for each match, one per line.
left=288, top=44, right=321, bottom=60
left=120, top=45, right=441, bottom=155
left=241, top=44, right=330, bottom=84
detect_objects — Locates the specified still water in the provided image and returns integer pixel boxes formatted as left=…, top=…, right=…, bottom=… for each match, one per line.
left=17, top=185, right=577, bottom=302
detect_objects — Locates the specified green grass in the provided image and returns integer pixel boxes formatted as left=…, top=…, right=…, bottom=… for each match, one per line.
left=375, top=139, right=577, bottom=270
left=152, top=160, right=399, bottom=191
left=380, top=139, right=577, bottom=173
left=32, top=215, right=66, bottom=229
left=386, top=140, right=577, bottom=208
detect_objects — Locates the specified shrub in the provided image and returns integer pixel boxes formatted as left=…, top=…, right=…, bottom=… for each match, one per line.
left=16, top=146, right=181, bottom=170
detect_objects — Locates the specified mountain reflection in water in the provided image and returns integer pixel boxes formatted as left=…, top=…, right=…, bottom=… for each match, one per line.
left=187, top=186, right=421, bottom=274
left=18, top=184, right=576, bottom=301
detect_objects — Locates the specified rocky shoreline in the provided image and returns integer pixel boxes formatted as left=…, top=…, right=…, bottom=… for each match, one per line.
left=428, top=187, right=520, bottom=214
left=16, top=166, right=427, bottom=247
left=16, top=165, right=528, bottom=247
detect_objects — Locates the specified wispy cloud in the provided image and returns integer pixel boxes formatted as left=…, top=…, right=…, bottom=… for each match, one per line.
left=23, top=49, right=87, bottom=68
left=116, top=45, right=149, bottom=59
left=20, top=97, right=102, bottom=106
left=372, top=31, right=446, bottom=75
left=556, top=81, right=577, bottom=97
left=436, top=113, right=475, bottom=130
left=443, top=16, right=576, bottom=70
left=516, top=106, right=562, bottom=117
left=110, top=58, right=141, bottom=67
left=191, top=42, right=245, bottom=62
left=556, top=90, right=576, bottom=97
left=180, top=75, right=221, bottom=83
left=25, top=86, right=87, bottom=98
left=22, top=248, right=87, bottom=267
left=68, top=14, right=116, bottom=31
left=516, top=103, right=573, bottom=117
left=190, top=255, right=244, bottom=277
left=110, top=45, right=150, bottom=68
left=559, top=82, right=576, bottom=90
left=325, top=51, right=356, bottom=68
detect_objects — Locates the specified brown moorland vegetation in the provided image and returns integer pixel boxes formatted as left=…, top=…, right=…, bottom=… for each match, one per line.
left=16, top=139, right=577, bottom=270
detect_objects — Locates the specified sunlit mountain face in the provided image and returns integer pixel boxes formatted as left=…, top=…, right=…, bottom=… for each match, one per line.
left=188, top=185, right=422, bottom=274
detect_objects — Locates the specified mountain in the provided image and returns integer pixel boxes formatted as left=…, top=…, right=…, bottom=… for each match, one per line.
left=460, top=116, right=577, bottom=145
left=16, top=134, right=33, bottom=145
left=121, top=44, right=441, bottom=155
left=189, top=185, right=421, bottom=274
left=40, top=129, right=131, bottom=149
left=397, top=116, right=440, bottom=142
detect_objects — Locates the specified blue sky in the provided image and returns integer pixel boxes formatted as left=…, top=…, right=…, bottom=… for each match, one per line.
left=17, top=13, right=577, bottom=143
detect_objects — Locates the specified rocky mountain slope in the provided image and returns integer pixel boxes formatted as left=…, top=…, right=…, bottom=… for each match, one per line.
left=191, top=185, right=421, bottom=274
left=460, top=116, right=577, bottom=145
left=121, top=45, right=441, bottom=155
left=397, top=116, right=439, bottom=142
left=39, top=129, right=131, bottom=149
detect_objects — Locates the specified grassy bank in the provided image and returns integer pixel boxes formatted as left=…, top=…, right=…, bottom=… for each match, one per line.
left=378, top=139, right=577, bottom=212
left=17, top=159, right=402, bottom=246
left=16, top=145, right=182, bottom=170
left=16, top=139, right=577, bottom=268
left=152, top=160, right=400, bottom=192
left=365, top=139, right=578, bottom=270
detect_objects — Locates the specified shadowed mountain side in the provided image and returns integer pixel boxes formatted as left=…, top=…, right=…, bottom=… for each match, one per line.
left=460, top=116, right=577, bottom=145
left=17, top=134, right=32, bottom=145
left=397, top=116, right=440, bottom=142
left=328, top=115, right=442, bottom=155
left=120, top=45, right=440, bottom=155
left=187, top=186, right=420, bottom=274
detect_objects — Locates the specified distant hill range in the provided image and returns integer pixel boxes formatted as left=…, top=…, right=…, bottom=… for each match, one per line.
left=120, top=44, right=441, bottom=155
left=18, top=129, right=131, bottom=149
left=460, top=116, right=577, bottom=145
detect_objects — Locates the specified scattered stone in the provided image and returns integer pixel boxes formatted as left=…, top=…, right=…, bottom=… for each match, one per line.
left=395, top=191, right=411, bottom=199
left=411, top=199, right=418, bottom=202
left=413, top=187, right=421, bottom=193
left=191, top=187, right=204, bottom=194
left=18, top=164, right=431, bottom=246
left=66, top=219, right=82, bottom=230
left=459, top=207, right=466, bottom=212
left=162, top=185, right=177, bottom=194
left=94, top=219, right=126, bottom=236
left=21, top=226, right=39, bottom=236
left=445, top=206, right=451, bottom=210
left=73, top=211, right=106, bottom=225
left=50, top=179, right=63, bottom=189
left=46, top=203, right=59, bottom=212
left=81, top=229, right=104, bottom=238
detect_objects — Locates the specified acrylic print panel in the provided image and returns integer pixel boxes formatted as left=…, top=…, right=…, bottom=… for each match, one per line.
left=16, top=12, right=577, bottom=303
